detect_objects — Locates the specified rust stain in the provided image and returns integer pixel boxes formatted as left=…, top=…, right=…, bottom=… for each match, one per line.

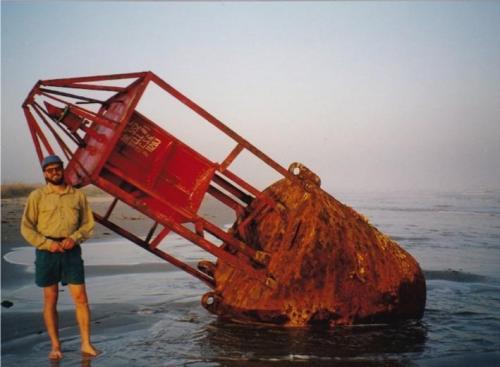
left=202, top=164, right=426, bottom=327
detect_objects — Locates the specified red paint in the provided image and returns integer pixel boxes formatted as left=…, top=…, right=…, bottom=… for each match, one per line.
left=22, top=71, right=283, bottom=288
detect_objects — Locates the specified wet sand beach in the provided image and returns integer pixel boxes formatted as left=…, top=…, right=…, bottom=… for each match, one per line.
left=1, top=194, right=232, bottom=366
left=2, top=190, right=500, bottom=366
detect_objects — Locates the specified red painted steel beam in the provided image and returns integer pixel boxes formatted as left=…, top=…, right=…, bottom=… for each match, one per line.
left=39, top=87, right=107, bottom=105
left=94, top=176, right=274, bottom=286
left=54, top=83, right=127, bottom=92
left=150, top=73, right=295, bottom=181
left=212, top=174, right=254, bottom=205
left=159, top=213, right=273, bottom=284
left=32, top=102, right=81, bottom=151
left=220, top=143, right=245, bottom=172
left=149, top=227, right=170, bottom=249
left=99, top=163, right=266, bottom=265
left=40, top=71, right=149, bottom=87
left=93, top=212, right=215, bottom=288
left=23, top=106, right=45, bottom=163
left=90, top=75, right=151, bottom=182
left=38, top=92, right=117, bottom=129
left=220, top=169, right=273, bottom=206
left=200, top=219, right=270, bottom=266
left=104, top=198, right=119, bottom=220
left=145, top=222, right=160, bottom=244
left=101, top=164, right=197, bottom=222
left=22, top=81, right=42, bottom=107
left=24, top=104, right=55, bottom=157
left=207, top=185, right=245, bottom=215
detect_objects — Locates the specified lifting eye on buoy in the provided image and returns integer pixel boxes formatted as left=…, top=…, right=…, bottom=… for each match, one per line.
left=288, top=162, right=321, bottom=189
left=201, top=292, right=220, bottom=313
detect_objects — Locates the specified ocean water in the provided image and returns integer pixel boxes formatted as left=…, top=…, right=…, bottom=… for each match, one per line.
left=2, top=190, right=500, bottom=366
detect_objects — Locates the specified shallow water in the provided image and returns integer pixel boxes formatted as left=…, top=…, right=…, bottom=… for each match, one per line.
left=2, top=190, right=500, bottom=366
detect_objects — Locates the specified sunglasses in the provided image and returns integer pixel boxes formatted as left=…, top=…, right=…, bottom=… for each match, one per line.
left=44, top=166, right=63, bottom=174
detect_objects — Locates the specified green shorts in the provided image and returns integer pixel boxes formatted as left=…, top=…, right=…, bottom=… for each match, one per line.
left=35, top=245, right=85, bottom=287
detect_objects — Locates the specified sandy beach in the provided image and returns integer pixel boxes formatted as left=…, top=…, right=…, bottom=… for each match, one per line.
left=1, top=193, right=234, bottom=366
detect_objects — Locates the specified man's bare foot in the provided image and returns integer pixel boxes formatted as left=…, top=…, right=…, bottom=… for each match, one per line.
left=81, top=343, right=100, bottom=357
left=48, top=348, right=63, bottom=360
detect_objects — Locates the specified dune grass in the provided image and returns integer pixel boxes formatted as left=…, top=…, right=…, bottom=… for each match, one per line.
left=1, top=183, right=41, bottom=198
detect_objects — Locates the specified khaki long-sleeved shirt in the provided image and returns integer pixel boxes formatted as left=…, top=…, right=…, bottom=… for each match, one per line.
left=21, top=184, right=95, bottom=251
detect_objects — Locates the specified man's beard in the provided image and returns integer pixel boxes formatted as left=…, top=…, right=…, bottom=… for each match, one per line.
left=46, top=176, right=64, bottom=185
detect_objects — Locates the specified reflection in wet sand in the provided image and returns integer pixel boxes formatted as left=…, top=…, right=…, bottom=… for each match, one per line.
left=198, top=319, right=426, bottom=366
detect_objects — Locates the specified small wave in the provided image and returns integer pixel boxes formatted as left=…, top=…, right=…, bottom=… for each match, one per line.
left=424, top=270, right=487, bottom=283
left=451, top=310, right=483, bottom=317
left=391, top=236, right=431, bottom=242
left=360, top=206, right=500, bottom=216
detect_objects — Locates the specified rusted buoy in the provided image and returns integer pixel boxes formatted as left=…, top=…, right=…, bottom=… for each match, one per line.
left=202, top=163, right=426, bottom=327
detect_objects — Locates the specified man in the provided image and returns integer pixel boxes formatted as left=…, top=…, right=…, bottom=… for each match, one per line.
left=21, top=154, right=98, bottom=360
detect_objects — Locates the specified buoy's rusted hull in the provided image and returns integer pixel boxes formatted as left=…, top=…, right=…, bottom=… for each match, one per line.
left=203, top=177, right=426, bottom=327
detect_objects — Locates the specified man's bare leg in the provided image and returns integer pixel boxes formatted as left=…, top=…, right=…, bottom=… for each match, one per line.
left=43, top=284, right=62, bottom=360
left=68, top=284, right=98, bottom=356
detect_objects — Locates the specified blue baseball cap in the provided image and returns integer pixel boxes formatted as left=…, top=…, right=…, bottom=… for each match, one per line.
left=41, top=155, right=63, bottom=170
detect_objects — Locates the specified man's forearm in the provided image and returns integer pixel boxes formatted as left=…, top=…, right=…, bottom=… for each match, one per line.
left=20, top=223, right=51, bottom=250
left=69, top=199, right=95, bottom=244
left=68, top=220, right=94, bottom=244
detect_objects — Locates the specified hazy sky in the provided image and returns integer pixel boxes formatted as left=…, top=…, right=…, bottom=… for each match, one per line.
left=2, top=1, right=500, bottom=193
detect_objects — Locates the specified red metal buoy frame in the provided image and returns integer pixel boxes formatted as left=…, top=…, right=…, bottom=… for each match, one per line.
left=22, top=71, right=295, bottom=289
